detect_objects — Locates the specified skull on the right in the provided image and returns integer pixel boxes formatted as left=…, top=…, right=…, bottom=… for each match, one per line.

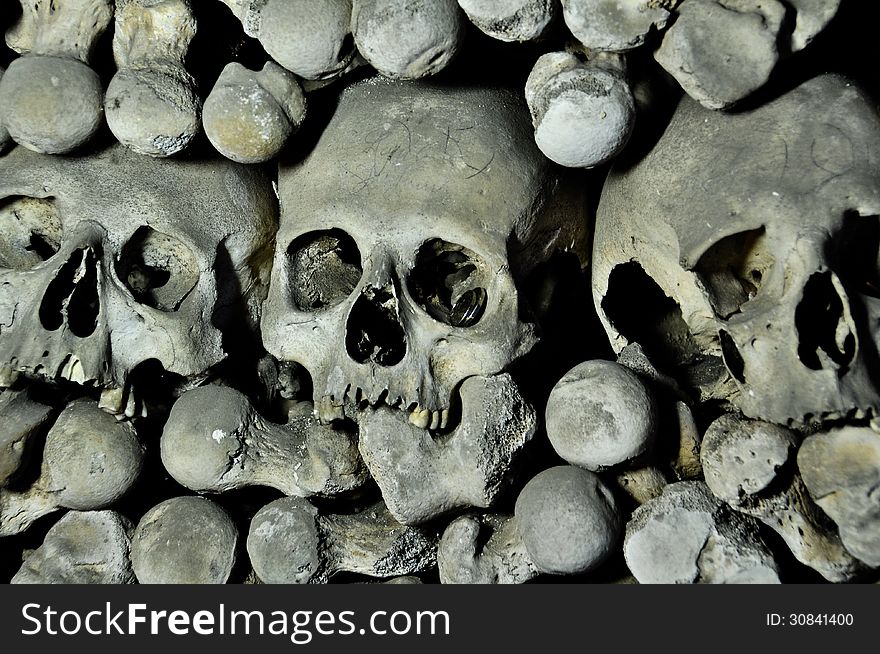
left=593, top=75, right=880, bottom=427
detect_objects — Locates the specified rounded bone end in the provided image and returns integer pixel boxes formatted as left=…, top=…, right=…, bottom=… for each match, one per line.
left=12, top=510, right=134, bottom=584
left=526, top=52, right=635, bottom=168
left=44, top=400, right=145, bottom=511
left=131, top=496, right=238, bottom=584
left=352, top=0, right=466, bottom=79
left=700, top=414, right=799, bottom=506
left=546, top=360, right=657, bottom=471
left=161, top=385, right=254, bottom=493
left=257, top=0, right=356, bottom=80
left=105, top=65, right=201, bottom=157
left=247, top=496, right=323, bottom=584
left=0, top=56, right=104, bottom=154
left=457, top=0, right=557, bottom=42
left=515, top=466, right=621, bottom=575
left=561, top=0, right=671, bottom=52
left=203, top=62, right=306, bottom=164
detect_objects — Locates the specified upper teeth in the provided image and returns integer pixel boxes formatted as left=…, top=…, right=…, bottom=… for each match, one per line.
left=316, top=386, right=448, bottom=431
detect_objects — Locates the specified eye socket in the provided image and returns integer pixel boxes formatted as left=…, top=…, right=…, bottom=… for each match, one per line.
left=0, top=196, right=63, bottom=270
left=408, top=239, right=489, bottom=328
left=116, top=226, right=199, bottom=312
left=832, top=212, right=880, bottom=299
left=287, top=229, right=363, bottom=311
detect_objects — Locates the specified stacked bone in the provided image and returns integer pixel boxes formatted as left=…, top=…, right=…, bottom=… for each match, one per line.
left=1, top=0, right=879, bottom=586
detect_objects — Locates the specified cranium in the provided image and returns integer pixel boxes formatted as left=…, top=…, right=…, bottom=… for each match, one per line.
left=593, top=74, right=880, bottom=427
left=263, top=77, right=585, bottom=427
left=0, top=144, right=276, bottom=405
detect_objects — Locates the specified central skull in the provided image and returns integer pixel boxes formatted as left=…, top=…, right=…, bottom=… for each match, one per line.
left=263, top=78, right=582, bottom=428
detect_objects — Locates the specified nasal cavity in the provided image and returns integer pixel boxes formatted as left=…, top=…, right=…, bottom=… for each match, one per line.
left=345, top=284, right=406, bottom=366
left=795, top=271, right=856, bottom=371
left=38, top=249, right=100, bottom=338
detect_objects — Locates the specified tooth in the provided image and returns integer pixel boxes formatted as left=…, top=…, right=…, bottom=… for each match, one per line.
left=408, top=406, right=430, bottom=429
left=439, top=409, right=449, bottom=430
left=0, top=365, right=19, bottom=388
left=99, top=388, right=126, bottom=414
left=67, top=358, right=86, bottom=385
left=429, top=410, right=440, bottom=431
left=355, top=387, right=364, bottom=403
left=317, top=396, right=344, bottom=424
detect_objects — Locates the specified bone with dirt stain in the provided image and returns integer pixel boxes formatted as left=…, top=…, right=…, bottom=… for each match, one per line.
left=161, top=385, right=368, bottom=498
left=105, top=0, right=201, bottom=157
left=247, top=497, right=437, bottom=584
left=0, top=399, right=144, bottom=537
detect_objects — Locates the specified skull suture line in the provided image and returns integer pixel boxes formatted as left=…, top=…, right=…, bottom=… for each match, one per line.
left=0, top=145, right=277, bottom=409
left=593, top=75, right=880, bottom=427
left=263, top=78, right=585, bottom=429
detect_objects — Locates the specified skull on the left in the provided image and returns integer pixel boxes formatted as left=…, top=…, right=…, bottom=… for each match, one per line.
left=0, top=144, right=277, bottom=413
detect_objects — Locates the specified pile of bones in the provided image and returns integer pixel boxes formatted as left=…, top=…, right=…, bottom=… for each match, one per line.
left=0, top=0, right=878, bottom=585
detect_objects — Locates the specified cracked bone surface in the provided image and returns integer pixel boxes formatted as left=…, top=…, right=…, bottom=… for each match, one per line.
left=264, top=77, right=587, bottom=431
left=0, top=388, right=54, bottom=487
left=12, top=510, right=135, bottom=584
left=561, top=0, right=674, bottom=52
left=104, top=0, right=201, bottom=157
left=203, top=61, right=307, bottom=164
left=545, top=360, right=657, bottom=471
left=161, top=385, right=367, bottom=498
left=515, top=466, right=621, bottom=575
left=351, top=0, right=466, bottom=79
left=0, top=399, right=144, bottom=537
left=624, top=481, right=781, bottom=583
left=357, top=374, right=536, bottom=525
left=220, top=0, right=356, bottom=81
left=0, top=144, right=277, bottom=398
left=701, top=414, right=864, bottom=582
left=131, top=496, right=238, bottom=584
left=655, top=0, right=786, bottom=110
left=247, top=497, right=437, bottom=584
left=438, top=513, right=538, bottom=584
left=798, top=426, right=880, bottom=567
left=525, top=52, right=636, bottom=169
left=457, top=0, right=557, bottom=42
left=0, top=0, right=113, bottom=154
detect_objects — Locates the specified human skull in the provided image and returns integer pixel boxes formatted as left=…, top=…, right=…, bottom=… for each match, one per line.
left=263, top=78, right=585, bottom=426
left=0, top=144, right=276, bottom=401
left=593, top=74, right=880, bottom=427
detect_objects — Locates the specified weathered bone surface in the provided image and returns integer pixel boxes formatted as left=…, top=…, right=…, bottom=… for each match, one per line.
left=701, top=415, right=865, bottom=582
left=161, top=385, right=367, bottom=498
left=593, top=74, right=880, bottom=427
left=0, top=144, right=276, bottom=404
left=105, top=0, right=201, bottom=157
left=525, top=52, right=635, bottom=169
left=12, top=510, right=135, bottom=584
left=131, top=496, right=238, bottom=584
left=351, top=0, right=466, bottom=79
left=0, top=399, right=144, bottom=536
left=786, top=0, right=842, bottom=52
left=516, top=466, right=621, bottom=575
left=561, top=0, right=673, bottom=52
left=613, top=466, right=668, bottom=505
left=0, top=0, right=113, bottom=153
left=357, top=374, right=536, bottom=525
left=203, top=61, right=307, bottom=164
left=0, top=388, right=54, bottom=487
left=798, top=427, right=880, bottom=567
left=438, top=513, right=538, bottom=584
left=0, top=66, right=9, bottom=151
left=625, top=481, right=781, bottom=583
left=220, top=0, right=357, bottom=81
left=457, top=0, right=557, bottom=42
left=546, top=359, right=657, bottom=471
left=247, top=497, right=437, bottom=584
left=265, top=77, right=586, bottom=430
left=655, top=0, right=785, bottom=110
